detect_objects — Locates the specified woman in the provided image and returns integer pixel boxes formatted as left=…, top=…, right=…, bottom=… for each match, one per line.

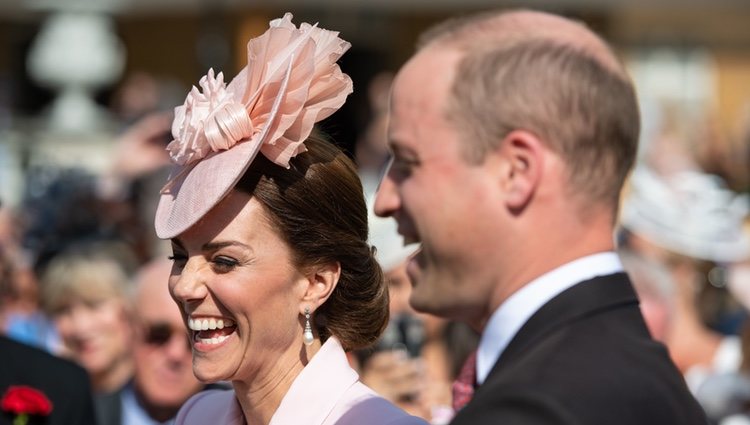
left=40, top=243, right=136, bottom=425
left=154, top=14, right=428, bottom=425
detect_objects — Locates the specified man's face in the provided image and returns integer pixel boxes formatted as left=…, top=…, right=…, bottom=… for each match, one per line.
left=133, top=263, right=202, bottom=413
left=374, top=47, right=503, bottom=326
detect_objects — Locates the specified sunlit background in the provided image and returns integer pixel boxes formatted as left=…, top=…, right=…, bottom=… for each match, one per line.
left=1, top=0, right=749, bottom=285
left=1, top=0, right=749, bottom=207
left=1, top=3, right=750, bottom=423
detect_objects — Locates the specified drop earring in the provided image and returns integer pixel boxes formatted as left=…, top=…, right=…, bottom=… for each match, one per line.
left=303, top=307, right=314, bottom=346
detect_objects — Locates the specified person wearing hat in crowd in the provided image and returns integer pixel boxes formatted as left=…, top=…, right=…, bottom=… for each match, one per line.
left=617, top=247, right=677, bottom=344
left=374, top=8, right=707, bottom=424
left=354, top=187, right=428, bottom=418
left=153, top=13, right=427, bottom=425
left=356, top=176, right=479, bottom=425
left=619, top=165, right=750, bottom=417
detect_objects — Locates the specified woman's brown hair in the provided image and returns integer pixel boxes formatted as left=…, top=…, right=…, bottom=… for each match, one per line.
left=236, top=132, right=388, bottom=351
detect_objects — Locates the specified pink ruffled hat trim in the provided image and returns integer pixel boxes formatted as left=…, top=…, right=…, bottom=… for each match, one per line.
left=154, top=13, right=353, bottom=239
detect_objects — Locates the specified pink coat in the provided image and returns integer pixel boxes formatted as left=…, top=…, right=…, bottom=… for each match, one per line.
left=175, top=337, right=429, bottom=425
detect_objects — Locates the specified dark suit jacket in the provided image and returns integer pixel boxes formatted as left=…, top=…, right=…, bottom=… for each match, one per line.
left=0, top=336, right=97, bottom=425
left=451, top=273, right=708, bottom=425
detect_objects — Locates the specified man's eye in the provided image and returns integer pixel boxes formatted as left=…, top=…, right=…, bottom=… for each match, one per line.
left=390, top=156, right=417, bottom=177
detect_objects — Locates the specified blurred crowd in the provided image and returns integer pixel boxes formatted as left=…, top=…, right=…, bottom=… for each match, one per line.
left=1, top=53, right=750, bottom=425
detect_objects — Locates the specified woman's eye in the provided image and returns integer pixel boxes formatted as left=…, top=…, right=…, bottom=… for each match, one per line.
left=212, top=256, right=239, bottom=272
left=168, top=253, right=188, bottom=268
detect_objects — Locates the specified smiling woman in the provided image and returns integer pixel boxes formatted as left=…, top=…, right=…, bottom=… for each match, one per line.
left=153, top=13, right=428, bottom=425
left=40, top=246, right=134, bottom=394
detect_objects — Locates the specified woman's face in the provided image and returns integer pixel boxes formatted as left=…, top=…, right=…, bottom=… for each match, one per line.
left=169, top=190, right=310, bottom=383
left=54, top=295, right=133, bottom=377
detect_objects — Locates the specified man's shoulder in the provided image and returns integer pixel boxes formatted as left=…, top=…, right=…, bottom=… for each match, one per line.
left=454, top=380, right=707, bottom=425
left=462, top=309, right=707, bottom=425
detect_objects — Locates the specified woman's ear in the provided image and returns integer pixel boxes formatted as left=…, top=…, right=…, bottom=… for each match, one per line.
left=491, top=129, right=544, bottom=212
left=300, top=261, right=341, bottom=313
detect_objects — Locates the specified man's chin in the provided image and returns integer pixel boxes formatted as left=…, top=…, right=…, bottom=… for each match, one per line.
left=405, top=250, right=424, bottom=285
left=408, top=286, right=439, bottom=316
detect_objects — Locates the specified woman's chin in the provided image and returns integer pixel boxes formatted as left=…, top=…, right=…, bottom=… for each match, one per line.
left=193, top=365, right=231, bottom=384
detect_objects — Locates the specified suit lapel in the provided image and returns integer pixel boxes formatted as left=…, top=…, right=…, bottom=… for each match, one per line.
left=486, top=273, right=639, bottom=380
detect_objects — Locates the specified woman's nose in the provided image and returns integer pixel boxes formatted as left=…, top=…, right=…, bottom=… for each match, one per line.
left=169, top=258, right=209, bottom=306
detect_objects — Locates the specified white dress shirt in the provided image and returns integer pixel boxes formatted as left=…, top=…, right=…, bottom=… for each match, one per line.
left=476, top=252, right=624, bottom=385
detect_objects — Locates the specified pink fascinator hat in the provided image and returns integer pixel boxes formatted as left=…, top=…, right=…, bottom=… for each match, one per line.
left=154, top=13, right=353, bottom=239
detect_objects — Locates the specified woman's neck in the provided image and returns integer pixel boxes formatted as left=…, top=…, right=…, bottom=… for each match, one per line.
left=234, top=340, right=322, bottom=425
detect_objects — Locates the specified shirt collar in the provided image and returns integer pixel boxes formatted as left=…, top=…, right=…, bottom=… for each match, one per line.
left=476, top=252, right=623, bottom=385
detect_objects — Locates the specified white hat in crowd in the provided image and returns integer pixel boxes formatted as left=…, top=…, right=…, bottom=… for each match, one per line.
left=620, top=166, right=750, bottom=264
left=361, top=170, right=419, bottom=273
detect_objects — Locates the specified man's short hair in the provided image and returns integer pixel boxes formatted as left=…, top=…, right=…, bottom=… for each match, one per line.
left=420, top=10, right=640, bottom=206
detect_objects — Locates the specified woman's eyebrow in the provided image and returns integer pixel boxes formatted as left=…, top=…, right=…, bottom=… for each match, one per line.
left=202, top=241, right=253, bottom=252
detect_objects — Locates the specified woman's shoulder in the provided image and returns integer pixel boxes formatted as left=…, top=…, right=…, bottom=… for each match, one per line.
left=174, top=388, right=241, bottom=425
left=328, top=382, right=430, bottom=425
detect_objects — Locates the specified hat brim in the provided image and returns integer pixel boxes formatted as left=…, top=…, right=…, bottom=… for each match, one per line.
left=154, top=138, right=262, bottom=239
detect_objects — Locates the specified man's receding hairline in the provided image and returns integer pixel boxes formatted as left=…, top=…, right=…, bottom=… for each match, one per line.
left=419, top=9, right=627, bottom=79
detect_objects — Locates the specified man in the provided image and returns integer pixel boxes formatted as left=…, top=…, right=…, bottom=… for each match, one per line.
left=0, top=335, right=96, bottom=425
left=97, top=258, right=208, bottom=425
left=374, top=9, right=707, bottom=424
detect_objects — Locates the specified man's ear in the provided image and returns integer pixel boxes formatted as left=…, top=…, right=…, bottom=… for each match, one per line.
left=300, top=261, right=341, bottom=313
left=491, top=129, right=544, bottom=212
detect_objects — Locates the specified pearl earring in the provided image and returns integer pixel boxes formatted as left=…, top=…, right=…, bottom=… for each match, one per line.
left=303, top=307, right=314, bottom=346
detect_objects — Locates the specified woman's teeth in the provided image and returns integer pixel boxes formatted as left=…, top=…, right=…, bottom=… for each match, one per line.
left=188, top=317, right=236, bottom=331
left=198, top=334, right=230, bottom=345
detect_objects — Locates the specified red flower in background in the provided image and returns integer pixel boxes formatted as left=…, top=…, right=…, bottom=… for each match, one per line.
left=1, top=386, right=53, bottom=425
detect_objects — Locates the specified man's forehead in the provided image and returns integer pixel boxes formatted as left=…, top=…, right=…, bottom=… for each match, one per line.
left=390, top=47, right=460, bottom=119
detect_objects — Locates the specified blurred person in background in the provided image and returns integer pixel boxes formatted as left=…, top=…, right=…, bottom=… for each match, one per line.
left=618, top=247, right=677, bottom=343
left=0, top=205, right=59, bottom=351
left=352, top=68, right=479, bottom=425
left=18, top=111, right=172, bottom=275
left=355, top=71, right=395, bottom=187
left=97, top=110, right=174, bottom=263
left=39, top=242, right=136, bottom=423
left=97, top=257, right=213, bottom=425
left=619, top=166, right=750, bottom=402
left=357, top=174, right=479, bottom=425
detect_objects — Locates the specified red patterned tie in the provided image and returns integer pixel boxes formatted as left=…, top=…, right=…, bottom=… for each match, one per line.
left=452, top=350, right=477, bottom=412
